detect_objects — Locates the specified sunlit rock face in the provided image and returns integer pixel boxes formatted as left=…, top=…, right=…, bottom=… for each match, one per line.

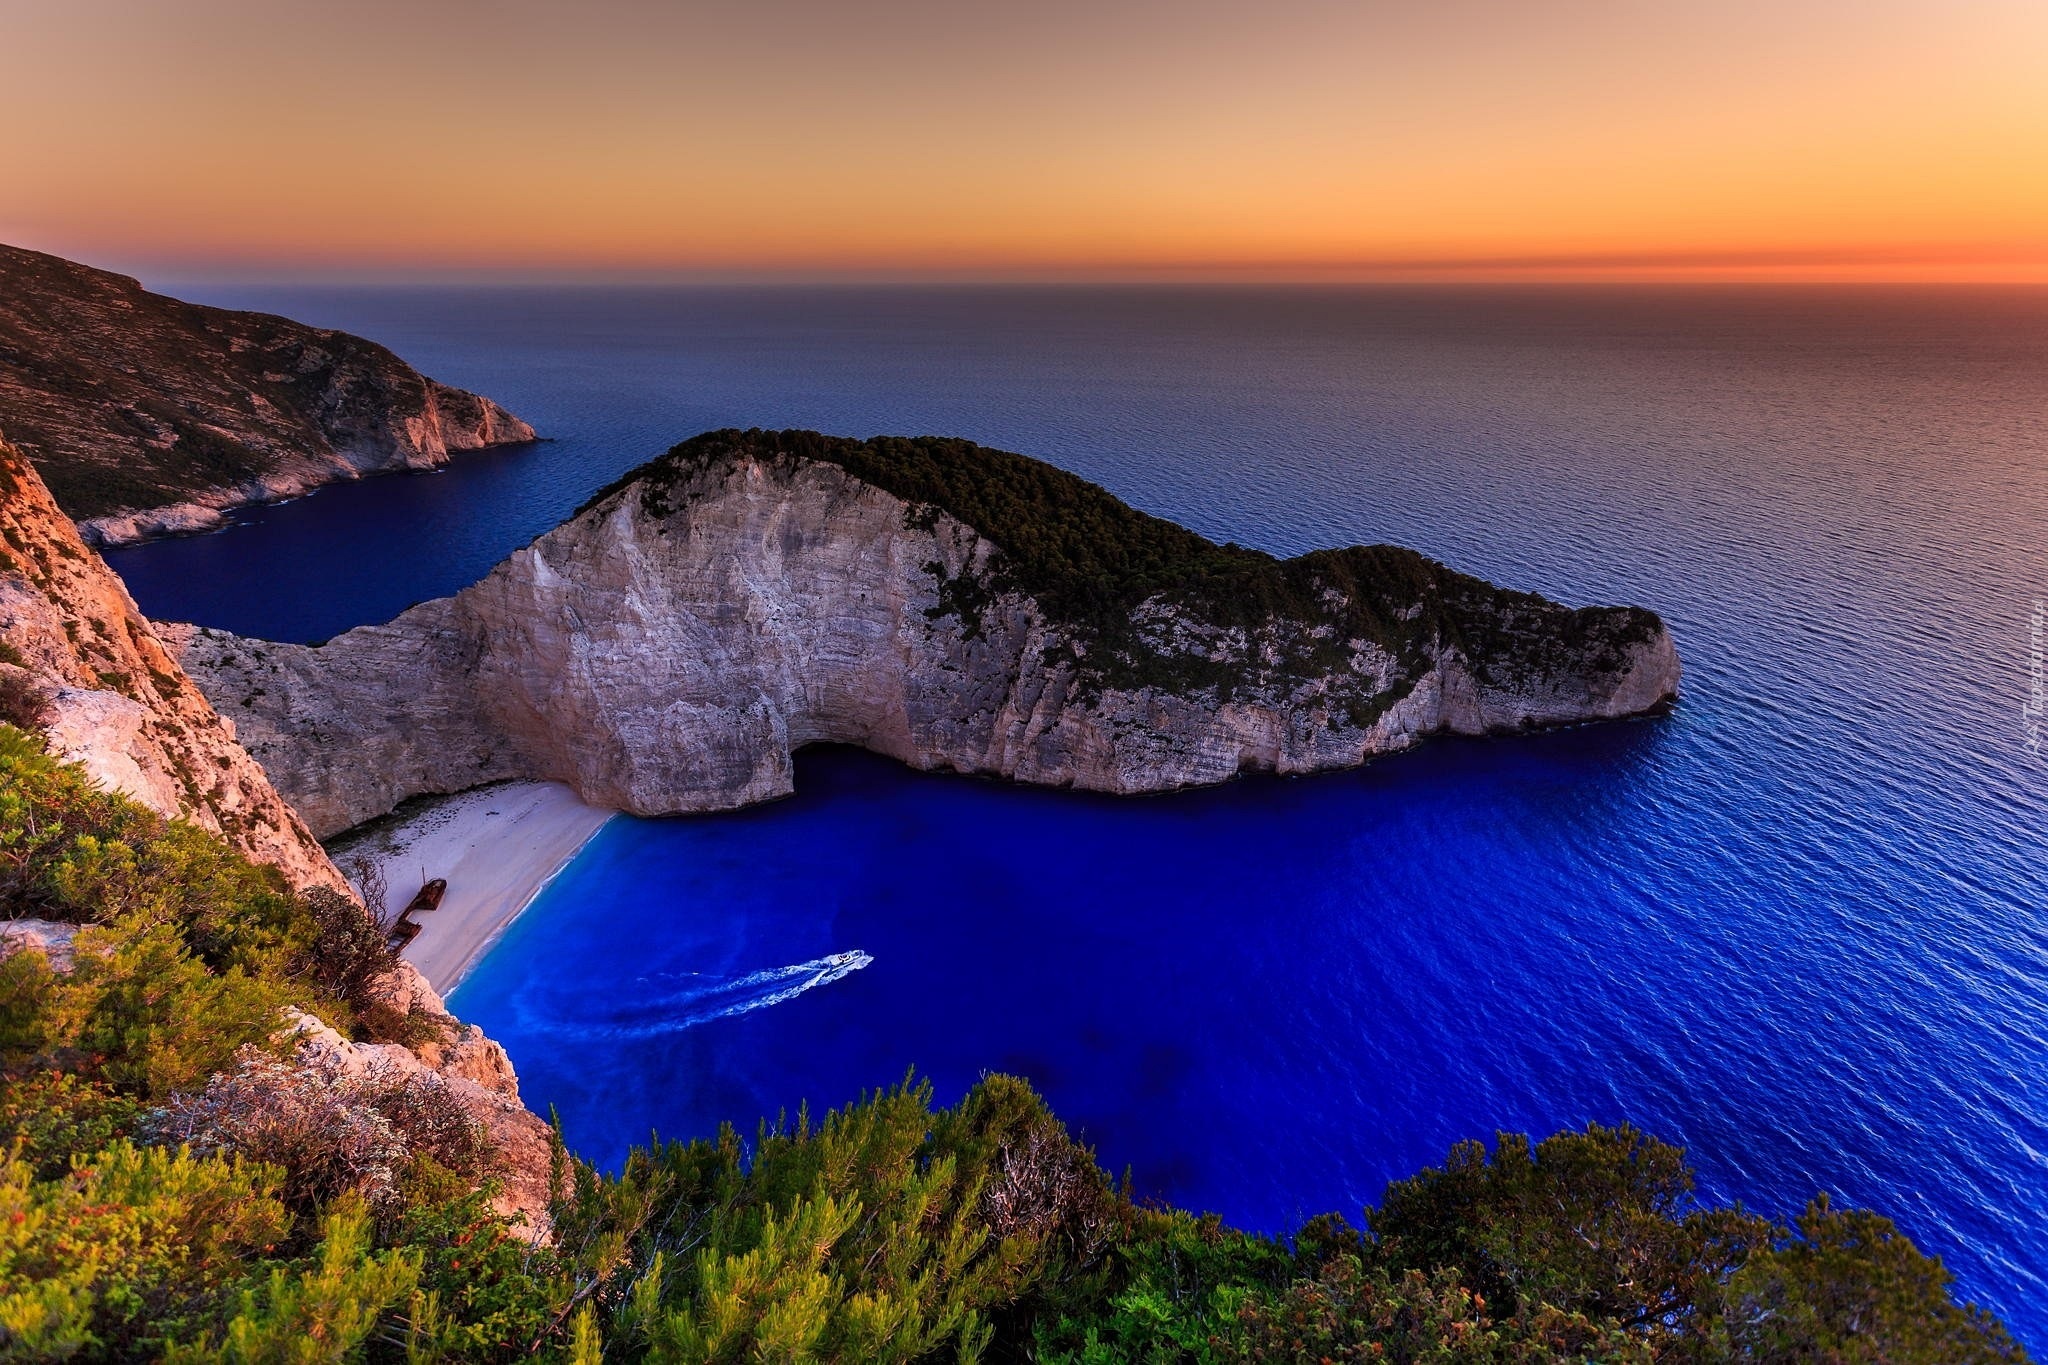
left=173, top=431, right=1679, bottom=837
left=0, top=438, right=347, bottom=893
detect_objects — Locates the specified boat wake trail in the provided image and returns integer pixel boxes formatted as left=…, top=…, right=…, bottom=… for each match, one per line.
left=537, top=951, right=875, bottom=1039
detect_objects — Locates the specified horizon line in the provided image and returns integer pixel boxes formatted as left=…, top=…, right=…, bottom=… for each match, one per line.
left=18, top=237, right=2044, bottom=292
left=130, top=264, right=2048, bottom=290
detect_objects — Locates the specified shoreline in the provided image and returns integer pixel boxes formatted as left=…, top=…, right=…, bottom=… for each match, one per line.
left=82, top=435, right=549, bottom=548
left=329, top=780, right=614, bottom=993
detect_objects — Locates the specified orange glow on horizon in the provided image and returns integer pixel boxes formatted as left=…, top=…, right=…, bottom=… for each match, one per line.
left=3, top=0, right=2044, bottom=284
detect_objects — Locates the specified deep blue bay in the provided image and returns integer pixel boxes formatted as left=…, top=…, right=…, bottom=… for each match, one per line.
left=108, top=285, right=2048, bottom=1341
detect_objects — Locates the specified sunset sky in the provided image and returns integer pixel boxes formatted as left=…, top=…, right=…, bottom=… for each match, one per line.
left=3, top=0, right=2044, bottom=282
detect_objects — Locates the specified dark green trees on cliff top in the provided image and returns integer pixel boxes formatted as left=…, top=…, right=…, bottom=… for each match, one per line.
left=590, top=428, right=1666, bottom=700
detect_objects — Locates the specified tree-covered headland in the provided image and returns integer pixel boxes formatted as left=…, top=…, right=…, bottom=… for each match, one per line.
left=590, top=429, right=1664, bottom=704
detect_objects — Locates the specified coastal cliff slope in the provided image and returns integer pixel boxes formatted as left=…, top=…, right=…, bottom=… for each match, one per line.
left=173, top=429, right=1680, bottom=836
left=0, top=243, right=535, bottom=544
left=0, top=433, right=555, bottom=1225
left=0, top=435, right=346, bottom=892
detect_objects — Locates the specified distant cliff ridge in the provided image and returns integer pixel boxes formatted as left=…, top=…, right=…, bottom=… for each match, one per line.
left=172, top=430, right=1679, bottom=836
left=0, top=243, right=535, bottom=544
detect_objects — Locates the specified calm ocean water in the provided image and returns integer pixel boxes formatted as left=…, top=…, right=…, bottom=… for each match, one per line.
left=110, top=286, right=2048, bottom=1342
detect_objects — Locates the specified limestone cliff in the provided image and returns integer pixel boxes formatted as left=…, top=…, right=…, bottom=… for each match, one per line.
left=0, top=243, right=535, bottom=544
left=173, top=430, right=1679, bottom=837
left=0, top=436, right=347, bottom=892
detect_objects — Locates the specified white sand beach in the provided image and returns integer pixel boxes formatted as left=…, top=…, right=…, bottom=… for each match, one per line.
left=332, top=781, right=614, bottom=993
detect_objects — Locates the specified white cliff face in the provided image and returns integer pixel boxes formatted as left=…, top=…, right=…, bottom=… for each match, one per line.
left=155, top=606, right=529, bottom=842
left=174, top=446, right=1680, bottom=838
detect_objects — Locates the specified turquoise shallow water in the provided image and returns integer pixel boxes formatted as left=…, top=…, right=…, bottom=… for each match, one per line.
left=111, top=285, right=2048, bottom=1341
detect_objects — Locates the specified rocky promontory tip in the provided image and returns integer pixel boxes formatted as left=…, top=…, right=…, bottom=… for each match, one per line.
left=174, top=429, right=1679, bottom=835
left=0, top=243, right=536, bottom=544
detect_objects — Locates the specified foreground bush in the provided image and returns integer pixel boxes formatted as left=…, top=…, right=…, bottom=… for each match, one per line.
left=0, top=725, right=406, bottom=1092
left=0, top=1140, right=290, bottom=1359
left=141, top=1053, right=486, bottom=1216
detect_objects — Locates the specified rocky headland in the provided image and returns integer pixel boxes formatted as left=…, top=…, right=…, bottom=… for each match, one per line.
left=172, top=428, right=1680, bottom=837
left=0, top=409, right=1676, bottom=1242
left=0, top=243, right=535, bottom=544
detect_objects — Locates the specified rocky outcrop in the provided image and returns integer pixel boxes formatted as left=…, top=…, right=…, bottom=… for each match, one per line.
left=0, top=913, right=555, bottom=1236
left=0, top=243, right=535, bottom=543
left=0, top=437, right=348, bottom=892
left=173, top=430, right=1679, bottom=836
left=0, top=919, right=78, bottom=973
left=283, top=977, right=557, bottom=1237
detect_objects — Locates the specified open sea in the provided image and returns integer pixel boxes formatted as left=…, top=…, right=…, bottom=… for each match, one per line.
left=107, top=285, right=2048, bottom=1343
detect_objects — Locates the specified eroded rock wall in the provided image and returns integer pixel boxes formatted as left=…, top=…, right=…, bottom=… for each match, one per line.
left=175, top=450, right=1679, bottom=837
